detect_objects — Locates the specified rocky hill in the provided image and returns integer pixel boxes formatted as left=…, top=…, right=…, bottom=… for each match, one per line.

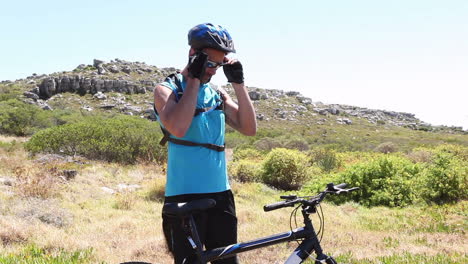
left=4, top=58, right=466, bottom=135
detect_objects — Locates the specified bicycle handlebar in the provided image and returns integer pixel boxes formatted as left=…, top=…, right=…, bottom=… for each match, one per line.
left=263, top=200, right=297, bottom=212
left=263, top=183, right=358, bottom=212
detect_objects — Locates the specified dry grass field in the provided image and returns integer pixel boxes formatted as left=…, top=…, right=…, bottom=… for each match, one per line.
left=0, top=137, right=466, bottom=263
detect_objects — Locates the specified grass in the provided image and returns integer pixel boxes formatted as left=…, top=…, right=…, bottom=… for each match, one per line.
left=145, top=176, right=166, bottom=202
left=352, top=202, right=467, bottom=234
left=332, top=252, right=467, bottom=264
left=0, top=217, right=30, bottom=246
left=12, top=165, right=62, bottom=199
left=113, top=192, right=138, bottom=210
left=0, top=135, right=28, bottom=144
left=0, top=137, right=467, bottom=263
left=0, top=244, right=99, bottom=264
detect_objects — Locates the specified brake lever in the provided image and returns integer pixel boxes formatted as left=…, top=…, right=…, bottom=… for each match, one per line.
left=326, top=183, right=347, bottom=193
left=280, top=195, right=297, bottom=200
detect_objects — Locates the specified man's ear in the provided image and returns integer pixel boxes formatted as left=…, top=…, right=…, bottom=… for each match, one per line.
left=189, top=48, right=197, bottom=56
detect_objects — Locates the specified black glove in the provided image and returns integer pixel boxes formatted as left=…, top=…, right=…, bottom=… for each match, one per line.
left=223, top=61, right=244, bottom=84
left=188, top=51, right=208, bottom=80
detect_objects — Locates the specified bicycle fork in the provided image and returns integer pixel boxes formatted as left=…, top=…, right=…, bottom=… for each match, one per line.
left=285, top=208, right=337, bottom=264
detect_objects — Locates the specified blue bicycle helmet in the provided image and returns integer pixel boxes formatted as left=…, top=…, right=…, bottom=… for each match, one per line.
left=188, top=23, right=236, bottom=53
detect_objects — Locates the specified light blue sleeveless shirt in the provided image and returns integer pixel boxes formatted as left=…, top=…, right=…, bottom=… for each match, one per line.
left=158, top=74, right=229, bottom=196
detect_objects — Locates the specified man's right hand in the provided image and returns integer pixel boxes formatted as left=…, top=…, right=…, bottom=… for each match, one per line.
left=187, top=51, right=208, bottom=80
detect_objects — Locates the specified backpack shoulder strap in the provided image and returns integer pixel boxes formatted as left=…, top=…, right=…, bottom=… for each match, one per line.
left=159, top=126, right=225, bottom=152
left=193, top=88, right=226, bottom=116
left=165, top=73, right=184, bottom=102
left=154, top=73, right=184, bottom=116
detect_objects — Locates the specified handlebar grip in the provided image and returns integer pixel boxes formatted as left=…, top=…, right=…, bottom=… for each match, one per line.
left=280, top=195, right=297, bottom=199
left=264, top=201, right=291, bottom=212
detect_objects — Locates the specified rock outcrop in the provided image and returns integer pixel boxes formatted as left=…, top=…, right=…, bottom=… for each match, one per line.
left=12, top=59, right=465, bottom=134
left=36, top=76, right=156, bottom=99
left=29, top=58, right=177, bottom=100
left=241, top=87, right=465, bottom=133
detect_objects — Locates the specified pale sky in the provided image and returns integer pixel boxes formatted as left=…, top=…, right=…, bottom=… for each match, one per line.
left=1, top=0, right=467, bottom=129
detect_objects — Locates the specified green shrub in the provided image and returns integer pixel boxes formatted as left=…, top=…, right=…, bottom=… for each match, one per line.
left=48, top=109, right=89, bottom=126
left=0, top=84, right=22, bottom=102
left=0, top=99, right=53, bottom=136
left=374, top=142, right=398, bottom=154
left=229, top=159, right=261, bottom=183
left=261, top=148, right=309, bottom=190
left=253, top=137, right=282, bottom=151
left=0, top=96, right=98, bottom=136
left=421, top=152, right=467, bottom=204
left=309, top=148, right=342, bottom=172
left=299, top=166, right=338, bottom=196
left=225, top=131, right=251, bottom=149
left=255, top=128, right=284, bottom=139
left=337, top=151, right=378, bottom=164
left=283, top=138, right=309, bottom=151
left=337, top=155, right=421, bottom=207
left=233, top=148, right=263, bottom=162
left=25, top=115, right=166, bottom=164
left=407, top=149, right=433, bottom=163
left=433, top=144, right=468, bottom=161
left=72, top=65, right=96, bottom=72
left=306, top=166, right=326, bottom=181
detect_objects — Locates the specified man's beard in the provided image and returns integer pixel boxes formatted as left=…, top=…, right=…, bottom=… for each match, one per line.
left=201, top=74, right=213, bottom=84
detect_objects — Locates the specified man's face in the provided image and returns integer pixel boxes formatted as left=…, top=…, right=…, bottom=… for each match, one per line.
left=201, top=48, right=226, bottom=83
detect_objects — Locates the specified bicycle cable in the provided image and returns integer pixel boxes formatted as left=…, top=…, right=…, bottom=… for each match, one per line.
left=293, top=204, right=300, bottom=230
left=318, top=203, right=324, bottom=242
left=291, top=204, right=303, bottom=242
left=289, top=205, right=295, bottom=232
left=286, top=193, right=330, bottom=247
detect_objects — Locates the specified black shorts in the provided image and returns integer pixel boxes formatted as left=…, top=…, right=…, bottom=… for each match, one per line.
left=162, top=190, right=239, bottom=264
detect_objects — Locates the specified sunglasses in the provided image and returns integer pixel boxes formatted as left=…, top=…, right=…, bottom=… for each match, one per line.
left=206, top=60, right=227, bottom=68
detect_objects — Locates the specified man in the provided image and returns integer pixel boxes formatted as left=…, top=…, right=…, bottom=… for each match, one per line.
left=153, top=23, right=256, bottom=264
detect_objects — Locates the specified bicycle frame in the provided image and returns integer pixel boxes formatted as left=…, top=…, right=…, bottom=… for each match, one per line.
left=189, top=206, right=336, bottom=264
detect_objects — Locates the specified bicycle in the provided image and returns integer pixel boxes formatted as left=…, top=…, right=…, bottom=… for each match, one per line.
left=152, top=182, right=358, bottom=264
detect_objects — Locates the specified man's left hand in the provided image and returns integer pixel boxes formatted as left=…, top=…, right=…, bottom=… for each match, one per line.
left=223, top=60, right=244, bottom=84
